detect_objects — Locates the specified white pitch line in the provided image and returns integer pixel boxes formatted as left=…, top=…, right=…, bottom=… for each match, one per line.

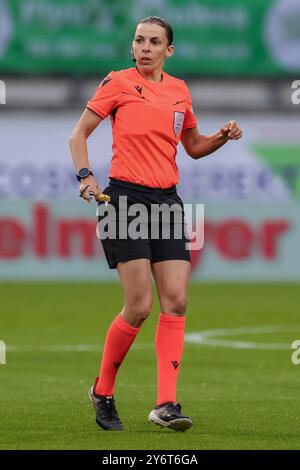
left=6, top=344, right=102, bottom=352
left=185, top=337, right=290, bottom=350
left=5, top=325, right=300, bottom=353
left=6, top=343, right=153, bottom=353
left=185, top=324, right=300, bottom=351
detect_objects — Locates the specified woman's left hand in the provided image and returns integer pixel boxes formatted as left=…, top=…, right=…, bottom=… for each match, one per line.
left=220, top=120, right=243, bottom=140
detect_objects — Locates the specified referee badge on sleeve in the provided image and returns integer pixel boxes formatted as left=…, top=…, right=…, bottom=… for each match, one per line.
left=173, top=111, right=184, bottom=136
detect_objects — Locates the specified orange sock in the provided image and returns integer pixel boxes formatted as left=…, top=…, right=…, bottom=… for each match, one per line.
left=155, top=313, right=185, bottom=406
left=95, top=314, right=140, bottom=396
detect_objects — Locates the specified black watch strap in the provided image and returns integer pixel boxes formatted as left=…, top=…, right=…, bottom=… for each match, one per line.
left=76, top=168, right=94, bottom=182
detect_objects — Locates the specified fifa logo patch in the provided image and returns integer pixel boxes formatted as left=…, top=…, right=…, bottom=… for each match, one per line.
left=173, top=111, right=184, bottom=136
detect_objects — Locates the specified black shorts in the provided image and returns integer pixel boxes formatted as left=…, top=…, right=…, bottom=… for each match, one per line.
left=97, top=178, right=191, bottom=269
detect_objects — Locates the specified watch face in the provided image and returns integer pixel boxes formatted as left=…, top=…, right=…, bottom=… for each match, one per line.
left=79, top=168, right=90, bottom=178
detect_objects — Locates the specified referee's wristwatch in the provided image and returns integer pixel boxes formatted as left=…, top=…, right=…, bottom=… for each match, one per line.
left=76, top=168, right=94, bottom=182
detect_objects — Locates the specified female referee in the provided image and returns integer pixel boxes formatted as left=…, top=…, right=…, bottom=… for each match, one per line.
left=69, top=16, right=242, bottom=432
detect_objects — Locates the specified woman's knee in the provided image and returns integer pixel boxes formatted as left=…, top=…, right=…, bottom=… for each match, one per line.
left=124, top=294, right=153, bottom=326
left=162, top=294, right=188, bottom=316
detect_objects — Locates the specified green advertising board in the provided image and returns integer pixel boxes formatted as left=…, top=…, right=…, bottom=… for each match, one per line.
left=0, top=0, right=299, bottom=75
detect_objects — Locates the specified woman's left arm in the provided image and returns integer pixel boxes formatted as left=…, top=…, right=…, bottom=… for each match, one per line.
left=181, top=120, right=243, bottom=159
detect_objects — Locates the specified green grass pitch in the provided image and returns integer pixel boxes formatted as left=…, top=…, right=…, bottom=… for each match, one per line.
left=0, top=282, right=300, bottom=450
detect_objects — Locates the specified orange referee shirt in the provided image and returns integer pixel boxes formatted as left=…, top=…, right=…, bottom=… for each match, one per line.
left=87, top=67, right=197, bottom=189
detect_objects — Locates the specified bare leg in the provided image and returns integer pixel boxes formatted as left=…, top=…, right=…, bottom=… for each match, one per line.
left=151, top=260, right=191, bottom=316
left=117, top=258, right=153, bottom=328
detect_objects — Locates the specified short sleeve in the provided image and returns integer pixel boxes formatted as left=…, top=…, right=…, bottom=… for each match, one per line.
left=86, top=71, right=119, bottom=120
left=182, top=86, right=197, bottom=131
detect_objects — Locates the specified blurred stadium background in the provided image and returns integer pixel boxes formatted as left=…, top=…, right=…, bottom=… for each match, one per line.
left=0, top=0, right=300, bottom=450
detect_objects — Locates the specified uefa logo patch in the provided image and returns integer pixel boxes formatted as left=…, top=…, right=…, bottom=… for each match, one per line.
left=173, top=111, right=184, bottom=137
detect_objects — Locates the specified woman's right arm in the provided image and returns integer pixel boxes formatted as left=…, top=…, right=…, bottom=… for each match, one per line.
left=69, top=108, right=103, bottom=203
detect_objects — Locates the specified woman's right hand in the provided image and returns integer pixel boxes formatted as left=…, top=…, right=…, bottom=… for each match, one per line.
left=79, top=175, right=101, bottom=203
